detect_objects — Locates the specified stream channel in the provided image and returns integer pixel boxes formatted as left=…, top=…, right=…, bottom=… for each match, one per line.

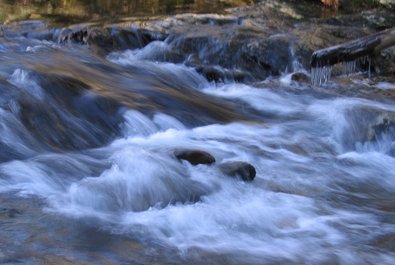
left=0, top=0, right=394, bottom=264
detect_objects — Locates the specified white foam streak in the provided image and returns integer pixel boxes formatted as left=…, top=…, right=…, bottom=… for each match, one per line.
left=338, top=151, right=395, bottom=189
left=118, top=189, right=342, bottom=257
left=123, top=110, right=158, bottom=137
left=107, top=43, right=208, bottom=89
left=203, top=83, right=304, bottom=115
left=8, top=69, right=45, bottom=100
left=375, top=81, right=395, bottom=90
left=0, top=108, right=36, bottom=155
left=1, top=79, right=395, bottom=263
left=153, top=113, right=186, bottom=131
left=0, top=160, right=63, bottom=195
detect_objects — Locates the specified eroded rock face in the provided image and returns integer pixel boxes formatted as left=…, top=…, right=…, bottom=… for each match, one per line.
left=174, top=149, right=216, bottom=165
left=4, top=1, right=394, bottom=81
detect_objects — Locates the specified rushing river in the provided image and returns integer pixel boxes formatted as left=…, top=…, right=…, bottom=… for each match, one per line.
left=1, top=9, right=395, bottom=265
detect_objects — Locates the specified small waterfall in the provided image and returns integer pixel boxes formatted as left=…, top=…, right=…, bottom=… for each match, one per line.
left=289, top=44, right=304, bottom=73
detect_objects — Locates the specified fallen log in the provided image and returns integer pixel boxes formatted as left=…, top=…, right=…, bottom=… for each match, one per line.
left=311, top=27, right=395, bottom=68
left=310, top=27, right=395, bottom=85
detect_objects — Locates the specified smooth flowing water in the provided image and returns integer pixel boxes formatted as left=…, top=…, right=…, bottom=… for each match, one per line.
left=0, top=13, right=395, bottom=265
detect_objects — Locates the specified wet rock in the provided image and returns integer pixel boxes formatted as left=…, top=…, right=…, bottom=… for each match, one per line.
left=110, top=27, right=168, bottom=51
left=83, top=27, right=113, bottom=54
left=8, top=1, right=395, bottom=81
left=291, top=72, right=310, bottom=83
left=58, top=27, right=89, bottom=44
left=196, top=65, right=226, bottom=82
left=219, top=161, right=256, bottom=181
left=195, top=65, right=253, bottom=82
left=16, top=2, right=394, bottom=79
left=374, top=47, right=395, bottom=75
left=241, top=34, right=295, bottom=76
left=174, top=149, right=216, bottom=165
left=167, top=29, right=296, bottom=80
left=57, top=25, right=168, bottom=55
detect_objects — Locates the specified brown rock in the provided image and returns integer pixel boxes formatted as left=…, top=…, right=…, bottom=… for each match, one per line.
left=219, top=161, right=256, bottom=181
left=175, top=149, right=216, bottom=165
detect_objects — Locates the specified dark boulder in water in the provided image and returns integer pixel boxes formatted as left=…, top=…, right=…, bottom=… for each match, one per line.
left=57, top=25, right=168, bottom=55
left=219, top=161, right=256, bottom=181
left=174, top=149, right=216, bottom=165
left=291, top=72, right=310, bottom=83
left=195, top=65, right=227, bottom=82
left=195, top=65, right=253, bottom=83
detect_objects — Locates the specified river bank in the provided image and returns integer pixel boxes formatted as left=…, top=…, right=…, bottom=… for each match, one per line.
left=2, top=0, right=394, bottom=82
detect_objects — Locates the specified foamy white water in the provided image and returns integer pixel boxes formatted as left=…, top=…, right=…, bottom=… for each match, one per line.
left=2, top=75, right=395, bottom=263
left=0, top=37, right=394, bottom=265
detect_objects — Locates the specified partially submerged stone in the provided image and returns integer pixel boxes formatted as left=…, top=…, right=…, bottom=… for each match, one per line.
left=174, top=149, right=216, bottom=165
left=57, top=25, right=168, bottom=55
left=219, top=161, right=256, bottom=181
left=291, top=72, right=310, bottom=83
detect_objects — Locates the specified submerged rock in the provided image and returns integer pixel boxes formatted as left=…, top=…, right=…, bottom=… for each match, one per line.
left=291, top=72, right=310, bottom=83
left=174, top=149, right=216, bottom=165
left=219, top=161, right=256, bottom=181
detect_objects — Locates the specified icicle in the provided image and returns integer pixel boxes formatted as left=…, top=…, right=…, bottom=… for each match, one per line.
left=342, top=60, right=357, bottom=76
left=311, top=55, right=372, bottom=86
left=367, top=56, right=371, bottom=79
left=311, top=65, right=332, bottom=86
left=359, top=55, right=368, bottom=65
